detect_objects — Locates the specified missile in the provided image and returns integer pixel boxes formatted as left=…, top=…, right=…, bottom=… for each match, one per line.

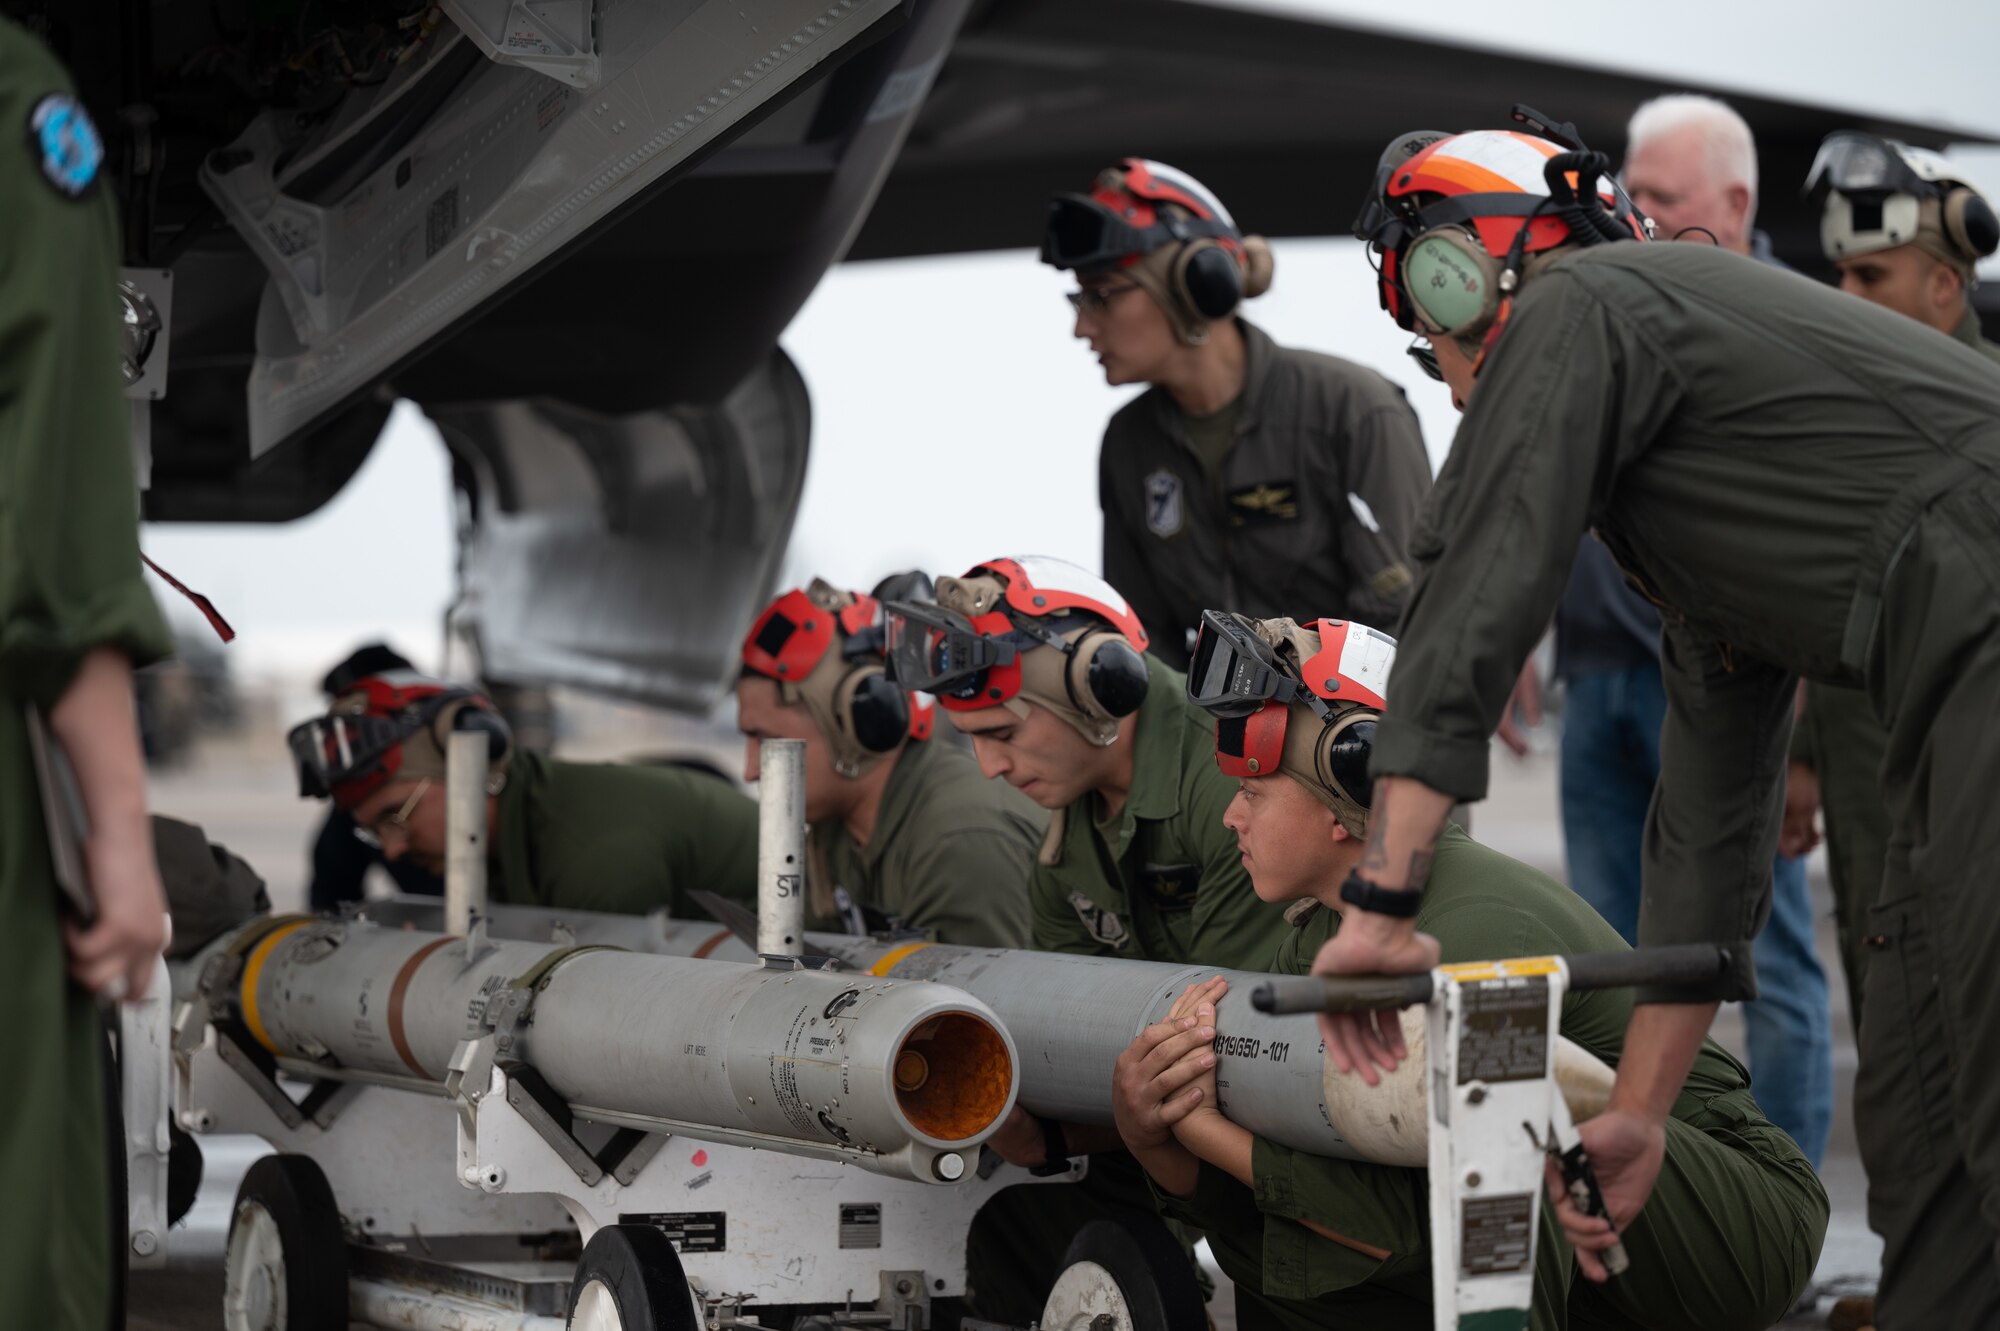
left=351, top=899, right=1612, bottom=1168
left=197, top=915, right=1017, bottom=1183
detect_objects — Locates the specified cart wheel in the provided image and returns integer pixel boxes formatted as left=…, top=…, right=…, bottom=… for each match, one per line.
left=1041, top=1218, right=1206, bottom=1331
left=223, top=1154, right=348, bottom=1331
left=567, top=1223, right=701, bottom=1331
left=167, top=1122, right=204, bottom=1227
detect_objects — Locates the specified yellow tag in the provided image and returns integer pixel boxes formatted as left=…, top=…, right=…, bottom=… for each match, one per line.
left=1439, top=955, right=1562, bottom=983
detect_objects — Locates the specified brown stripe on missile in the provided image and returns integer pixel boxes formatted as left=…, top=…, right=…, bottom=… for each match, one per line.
left=387, top=936, right=456, bottom=1080
left=691, top=929, right=735, bottom=959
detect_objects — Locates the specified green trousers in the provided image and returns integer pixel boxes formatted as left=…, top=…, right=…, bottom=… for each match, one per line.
left=1856, top=478, right=2000, bottom=1329
left=1797, top=683, right=1890, bottom=1035
left=0, top=711, right=112, bottom=1331
left=1210, top=1087, right=1824, bottom=1330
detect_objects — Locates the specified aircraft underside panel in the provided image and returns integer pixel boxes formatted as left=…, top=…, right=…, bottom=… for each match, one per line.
left=429, top=348, right=810, bottom=710
left=205, top=0, right=904, bottom=456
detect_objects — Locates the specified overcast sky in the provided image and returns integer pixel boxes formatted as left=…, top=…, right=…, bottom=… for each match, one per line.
left=139, top=2, right=2000, bottom=684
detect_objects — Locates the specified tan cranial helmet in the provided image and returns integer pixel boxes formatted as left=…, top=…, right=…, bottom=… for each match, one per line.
left=1187, top=612, right=1397, bottom=836
left=885, top=556, right=1152, bottom=747
left=741, top=579, right=931, bottom=778
left=1810, top=131, right=2000, bottom=278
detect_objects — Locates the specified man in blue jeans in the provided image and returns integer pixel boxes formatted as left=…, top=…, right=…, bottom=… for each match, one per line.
left=1498, top=93, right=1832, bottom=1170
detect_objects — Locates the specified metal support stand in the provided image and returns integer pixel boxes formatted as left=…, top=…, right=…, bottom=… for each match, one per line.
left=446, top=728, right=491, bottom=936
left=757, top=737, right=807, bottom=957
left=1424, top=959, right=1598, bottom=1329
left=120, top=954, right=173, bottom=1267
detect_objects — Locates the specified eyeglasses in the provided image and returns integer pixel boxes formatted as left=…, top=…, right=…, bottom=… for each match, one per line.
left=1407, top=337, right=1443, bottom=383
left=353, top=779, right=431, bottom=850
left=1065, top=283, right=1142, bottom=314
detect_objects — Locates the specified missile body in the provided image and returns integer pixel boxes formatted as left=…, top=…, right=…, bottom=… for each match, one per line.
left=356, top=900, right=1620, bottom=1166
left=205, top=917, right=1016, bottom=1180
left=352, top=903, right=1616, bottom=1159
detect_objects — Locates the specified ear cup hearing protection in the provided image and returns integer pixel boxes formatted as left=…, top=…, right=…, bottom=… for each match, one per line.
left=431, top=694, right=515, bottom=793
left=832, top=664, right=911, bottom=756
left=1401, top=228, right=1504, bottom=338
left=1173, top=238, right=1245, bottom=321
left=1312, top=711, right=1379, bottom=809
left=1944, top=188, right=2000, bottom=261
left=1063, top=630, right=1151, bottom=721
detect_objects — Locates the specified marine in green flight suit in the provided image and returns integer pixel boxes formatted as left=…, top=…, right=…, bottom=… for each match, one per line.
left=0, top=20, right=178, bottom=1328
left=885, top=556, right=1291, bottom=1318
left=1791, top=141, right=2000, bottom=1035
left=1120, top=614, right=1823, bottom=1331
left=1037, top=157, right=1432, bottom=670
left=736, top=579, right=1042, bottom=948
left=1025, top=652, right=1292, bottom=969
left=1185, top=829, right=1823, bottom=1331
left=489, top=750, right=757, bottom=918
left=801, top=733, right=1039, bottom=945
left=1335, top=129, right=2000, bottom=1328
left=292, top=676, right=758, bottom=920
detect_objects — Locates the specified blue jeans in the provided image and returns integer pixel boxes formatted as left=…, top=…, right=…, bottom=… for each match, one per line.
left=1558, top=662, right=1832, bottom=1169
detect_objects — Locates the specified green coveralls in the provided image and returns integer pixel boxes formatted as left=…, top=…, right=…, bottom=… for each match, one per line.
left=1030, top=654, right=1293, bottom=968
left=973, top=656, right=1292, bottom=1320
left=972, top=651, right=1296, bottom=1319
left=1796, top=305, right=2000, bottom=1034
left=491, top=751, right=757, bottom=917
left=0, top=21, right=176, bottom=1328
left=806, top=735, right=1043, bottom=946
left=1157, top=827, right=1826, bottom=1330
left=1099, top=319, right=1433, bottom=668
left=1370, top=241, right=2000, bottom=1328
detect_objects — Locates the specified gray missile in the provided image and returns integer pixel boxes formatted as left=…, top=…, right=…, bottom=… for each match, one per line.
left=199, top=915, right=1017, bottom=1182
left=353, top=899, right=1615, bottom=1167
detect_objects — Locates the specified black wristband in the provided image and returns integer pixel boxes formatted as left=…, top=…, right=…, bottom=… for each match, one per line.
left=1028, top=1116, right=1072, bottom=1177
left=1338, top=870, right=1423, bottom=919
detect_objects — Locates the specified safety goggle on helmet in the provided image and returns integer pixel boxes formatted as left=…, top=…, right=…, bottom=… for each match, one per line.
left=1187, top=611, right=1394, bottom=809
left=1806, top=131, right=2000, bottom=263
left=882, top=556, right=1148, bottom=712
left=1042, top=157, right=1242, bottom=272
left=285, top=673, right=484, bottom=804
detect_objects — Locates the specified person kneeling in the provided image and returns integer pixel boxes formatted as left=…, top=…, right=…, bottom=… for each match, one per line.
left=1112, top=612, right=1827, bottom=1331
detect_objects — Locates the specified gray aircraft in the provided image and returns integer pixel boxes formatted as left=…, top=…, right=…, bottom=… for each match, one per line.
left=15, top=0, right=1975, bottom=708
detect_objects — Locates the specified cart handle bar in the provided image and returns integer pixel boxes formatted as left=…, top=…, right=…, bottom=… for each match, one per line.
left=1250, top=944, right=1734, bottom=1015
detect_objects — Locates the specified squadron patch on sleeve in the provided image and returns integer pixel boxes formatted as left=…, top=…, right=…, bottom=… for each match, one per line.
left=27, top=93, right=102, bottom=200
left=1144, top=468, right=1184, bottom=539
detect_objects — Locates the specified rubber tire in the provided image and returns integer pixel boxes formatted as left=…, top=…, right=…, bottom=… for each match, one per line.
left=1051, top=1217, right=1207, bottom=1331
left=167, top=1122, right=205, bottom=1227
left=566, top=1223, right=699, bottom=1330
left=227, top=1154, right=349, bottom=1331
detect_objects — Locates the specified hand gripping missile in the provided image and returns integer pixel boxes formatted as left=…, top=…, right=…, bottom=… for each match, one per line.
left=196, top=915, right=1017, bottom=1183
left=352, top=898, right=1617, bottom=1168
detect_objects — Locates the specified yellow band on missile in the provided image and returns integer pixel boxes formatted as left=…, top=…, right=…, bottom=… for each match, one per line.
left=868, top=941, right=933, bottom=977
left=239, top=919, right=310, bottom=1055
left=1440, top=955, right=1562, bottom=983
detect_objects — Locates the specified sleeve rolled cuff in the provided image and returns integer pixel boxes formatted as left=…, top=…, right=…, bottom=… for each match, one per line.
left=0, top=581, right=175, bottom=710
left=1142, top=1160, right=1234, bottom=1231
left=1368, top=715, right=1492, bottom=802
